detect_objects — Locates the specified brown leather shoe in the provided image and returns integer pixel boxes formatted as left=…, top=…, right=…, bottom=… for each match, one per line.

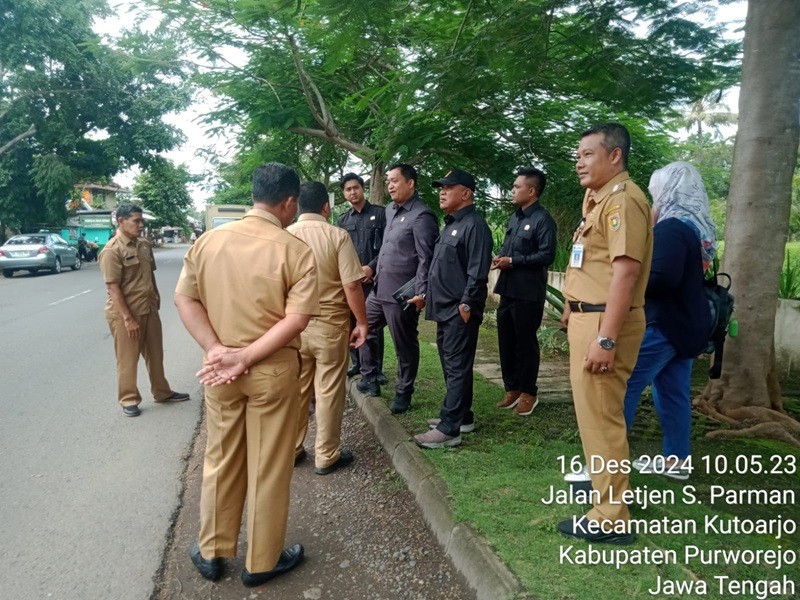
left=514, top=393, right=539, bottom=416
left=497, top=390, right=521, bottom=409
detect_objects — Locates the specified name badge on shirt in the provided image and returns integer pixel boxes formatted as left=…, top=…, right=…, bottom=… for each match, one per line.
left=400, top=216, right=405, bottom=222
left=524, top=224, right=530, bottom=231
left=451, top=229, right=458, bottom=236
left=370, top=215, right=376, bottom=220
left=570, top=242, right=584, bottom=269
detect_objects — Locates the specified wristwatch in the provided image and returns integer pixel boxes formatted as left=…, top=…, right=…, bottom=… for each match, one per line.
left=596, top=336, right=616, bottom=350
left=459, top=303, right=471, bottom=312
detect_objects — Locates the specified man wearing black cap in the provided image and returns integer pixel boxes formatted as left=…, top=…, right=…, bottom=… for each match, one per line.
left=492, top=167, right=557, bottom=417
left=414, top=169, right=493, bottom=448
left=357, top=163, right=438, bottom=414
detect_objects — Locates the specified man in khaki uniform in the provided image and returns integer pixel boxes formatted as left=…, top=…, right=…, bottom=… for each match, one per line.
left=174, top=163, right=320, bottom=587
left=558, top=123, right=652, bottom=545
left=99, top=203, right=189, bottom=417
left=287, top=181, right=368, bottom=474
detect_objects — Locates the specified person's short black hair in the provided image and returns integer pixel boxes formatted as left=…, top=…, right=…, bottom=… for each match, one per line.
left=298, top=181, right=330, bottom=215
left=387, top=163, right=417, bottom=185
left=116, top=204, right=143, bottom=220
left=516, top=167, right=547, bottom=197
left=340, top=173, right=365, bottom=190
left=252, top=162, right=301, bottom=206
left=580, top=123, right=631, bottom=169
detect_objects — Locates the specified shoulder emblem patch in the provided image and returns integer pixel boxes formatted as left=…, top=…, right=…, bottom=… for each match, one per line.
left=608, top=212, right=621, bottom=231
left=611, top=182, right=626, bottom=194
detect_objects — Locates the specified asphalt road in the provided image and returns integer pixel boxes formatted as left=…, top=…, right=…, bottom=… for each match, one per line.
left=0, top=244, right=204, bottom=600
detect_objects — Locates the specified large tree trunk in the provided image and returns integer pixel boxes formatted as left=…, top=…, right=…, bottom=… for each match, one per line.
left=703, top=1, right=800, bottom=420
left=369, top=162, right=387, bottom=206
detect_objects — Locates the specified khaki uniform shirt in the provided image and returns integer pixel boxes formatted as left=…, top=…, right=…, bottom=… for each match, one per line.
left=563, top=171, right=653, bottom=307
left=287, top=214, right=364, bottom=328
left=99, top=231, right=157, bottom=318
left=175, top=209, right=320, bottom=352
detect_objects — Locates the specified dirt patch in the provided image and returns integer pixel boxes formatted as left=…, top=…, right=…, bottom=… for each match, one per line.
left=152, top=397, right=476, bottom=600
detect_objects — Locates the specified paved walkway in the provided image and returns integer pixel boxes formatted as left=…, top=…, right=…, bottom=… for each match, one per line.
left=473, top=349, right=573, bottom=403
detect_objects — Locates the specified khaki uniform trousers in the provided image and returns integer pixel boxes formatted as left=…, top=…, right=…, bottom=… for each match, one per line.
left=107, top=311, right=172, bottom=407
left=568, top=308, right=645, bottom=524
left=296, top=319, right=350, bottom=469
left=199, top=349, right=300, bottom=573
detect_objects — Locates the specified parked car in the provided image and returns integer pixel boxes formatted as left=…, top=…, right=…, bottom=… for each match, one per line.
left=0, top=233, right=82, bottom=278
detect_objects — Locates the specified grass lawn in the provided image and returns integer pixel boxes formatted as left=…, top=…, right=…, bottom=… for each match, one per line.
left=375, top=317, right=800, bottom=600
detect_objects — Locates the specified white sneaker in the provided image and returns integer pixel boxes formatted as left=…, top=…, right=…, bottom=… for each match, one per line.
left=564, top=465, right=591, bottom=482
left=633, top=456, right=690, bottom=481
left=427, top=418, right=475, bottom=433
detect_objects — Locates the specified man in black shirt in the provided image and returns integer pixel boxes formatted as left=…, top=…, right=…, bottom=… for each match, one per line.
left=414, top=169, right=492, bottom=449
left=356, top=163, right=438, bottom=414
left=336, top=173, right=387, bottom=383
left=492, top=167, right=557, bottom=416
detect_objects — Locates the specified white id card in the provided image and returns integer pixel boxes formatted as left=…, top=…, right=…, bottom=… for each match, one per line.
left=570, top=243, right=584, bottom=269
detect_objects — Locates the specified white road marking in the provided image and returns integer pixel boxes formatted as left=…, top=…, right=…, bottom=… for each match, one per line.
left=49, top=289, right=93, bottom=306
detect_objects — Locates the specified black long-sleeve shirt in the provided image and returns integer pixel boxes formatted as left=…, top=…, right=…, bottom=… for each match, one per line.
left=494, top=202, right=557, bottom=302
left=373, top=193, right=438, bottom=302
left=426, top=204, right=493, bottom=322
left=336, top=202, right=386, bottom=273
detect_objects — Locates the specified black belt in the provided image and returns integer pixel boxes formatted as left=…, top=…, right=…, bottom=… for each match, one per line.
left=568, top=301, right=606, bottom=313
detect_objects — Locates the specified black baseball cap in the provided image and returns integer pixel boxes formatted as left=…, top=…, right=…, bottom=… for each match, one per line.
left=432, top=169, right=476, bottom=191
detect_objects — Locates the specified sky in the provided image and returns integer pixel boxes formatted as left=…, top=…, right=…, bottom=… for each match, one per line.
left=93, top=1, right=748, bottom=210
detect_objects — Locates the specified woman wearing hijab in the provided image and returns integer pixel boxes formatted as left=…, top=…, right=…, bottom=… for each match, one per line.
left=625, top=161, right=716, bottom=480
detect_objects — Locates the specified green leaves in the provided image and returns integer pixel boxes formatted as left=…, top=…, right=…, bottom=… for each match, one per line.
left=0, top=0, right=189, bottom=230
left=133, top=157, right=195, bottom=229
left=148, top=0, right=740, bottom=219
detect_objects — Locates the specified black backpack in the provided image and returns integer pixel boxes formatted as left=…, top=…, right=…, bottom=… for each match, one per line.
left=702, top=270, right=735, bottom=379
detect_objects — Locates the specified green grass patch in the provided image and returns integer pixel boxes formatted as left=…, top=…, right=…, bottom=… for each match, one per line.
left=375, top=320, right=800, bottom=600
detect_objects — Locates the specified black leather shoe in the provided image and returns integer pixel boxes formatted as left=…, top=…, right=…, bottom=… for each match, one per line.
left=377, top=372, right=389, bottom=385
left=347, top=364, right=359, bottom=377
left=190, top=542, right=223, bottom=581
left=390, top=394, right=411, bottom=414
left=314, top=449, right=354, bottom=475
left=557, top=516, right=635, bottom=545
left=356, top=379, right=380, bottom=397
left=156, top=391, right=191, bottom=403
left=241, top=544, right=304, bottom=587
left=122, top=405, right=140, bottom=417
left=294, top=448, right=307, bottom=467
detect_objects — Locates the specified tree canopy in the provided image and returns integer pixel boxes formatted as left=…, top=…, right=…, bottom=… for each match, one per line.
left=0, top=0, right=190, bottom=232
left=153, top=0, right=739, bottom=226
left=133, top=157, right=194, bottom=230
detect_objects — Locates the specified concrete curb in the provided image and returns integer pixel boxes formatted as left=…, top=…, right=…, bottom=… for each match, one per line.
left=347, top=379, right=526, bottom=600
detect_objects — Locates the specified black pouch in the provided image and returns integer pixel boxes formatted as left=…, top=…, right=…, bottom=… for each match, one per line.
left=392, top=277, right=417, bottom=311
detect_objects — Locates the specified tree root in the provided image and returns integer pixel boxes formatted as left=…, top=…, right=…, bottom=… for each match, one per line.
left=694, top=396, right=800, bottom=446
left=706, top=422, right=800, bottom=448
left=693, top=397, right=740, bottom=426
left=722, top=406, right=800, bottom=432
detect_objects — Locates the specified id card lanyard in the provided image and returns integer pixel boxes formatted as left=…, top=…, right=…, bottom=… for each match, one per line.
left=570, top=218, right=586, bottom=269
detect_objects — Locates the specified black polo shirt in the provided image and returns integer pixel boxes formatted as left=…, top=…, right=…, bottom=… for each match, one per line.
left=494, top=202, right=557, bottom=302
left=336, top=202, right=386, bottom=273
left=426, top=205, right=493, bottom=322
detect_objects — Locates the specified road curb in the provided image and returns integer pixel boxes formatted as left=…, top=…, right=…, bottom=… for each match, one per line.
left=348, top=379, right=525, bottom=600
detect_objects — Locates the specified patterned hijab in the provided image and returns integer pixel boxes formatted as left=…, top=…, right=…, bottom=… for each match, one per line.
left=648, top=161, right=717, bottom=270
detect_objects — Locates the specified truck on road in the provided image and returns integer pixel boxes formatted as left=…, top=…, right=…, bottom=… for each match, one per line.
left=205, top=204, right=248, bottom=232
